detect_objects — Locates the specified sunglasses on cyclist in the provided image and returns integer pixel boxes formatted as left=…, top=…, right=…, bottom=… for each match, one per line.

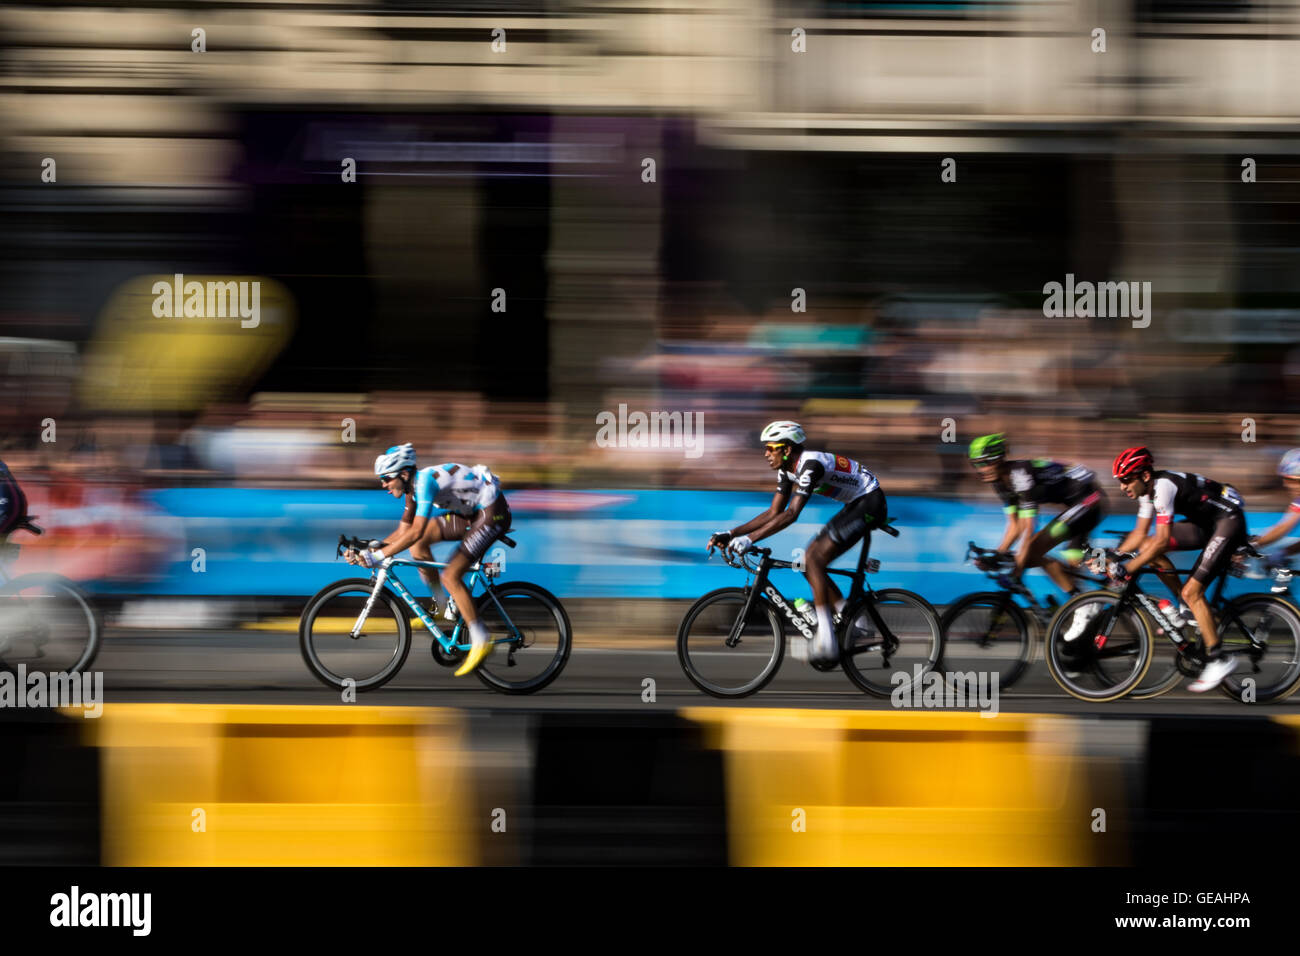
left=764, top=443, right=789, bottom=452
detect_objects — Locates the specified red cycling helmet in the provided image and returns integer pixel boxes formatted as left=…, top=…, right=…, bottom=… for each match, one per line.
left=1113, top=446, right=1154, bottom=480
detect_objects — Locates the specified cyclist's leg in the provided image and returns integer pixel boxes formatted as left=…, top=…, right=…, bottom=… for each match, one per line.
left=1183, top=512, right=1246, bottom=652
left=1160, top=522, right=1204, bottom=603
left=440, top=499, right=511, bottom=627
left=444, top=498, right=512, bottom=676
left=411, top=514, right=467, bottom=605
left=804, top=530, right=855, bottom=608
left=805, top=489, right=885, bottom=648
left=1025, top=491, right=1104, bottom=593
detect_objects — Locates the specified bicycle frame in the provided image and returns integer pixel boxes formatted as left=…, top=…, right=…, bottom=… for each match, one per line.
left=353, top=555, right=508, bottom=653
left=724, top=529, right=892, bottom=650
left=1096, top=551, right=1271, bottom=661
left=960, top=542, right=1105, bottom=647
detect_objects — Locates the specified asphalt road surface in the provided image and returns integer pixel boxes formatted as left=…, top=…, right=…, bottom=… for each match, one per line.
left=91, top=625, right=1300, bottom=715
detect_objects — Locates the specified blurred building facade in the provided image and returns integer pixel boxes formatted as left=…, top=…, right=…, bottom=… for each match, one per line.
left=2, top=0, right=1300, bottom=502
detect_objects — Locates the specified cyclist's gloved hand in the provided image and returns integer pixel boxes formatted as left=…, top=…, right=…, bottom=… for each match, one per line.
left=1106, top=561, right=1131, bottom=588
left=727, top=534, right=753, bottom=555
left=974, top=554, right=997, bottom=571
left=707, top=531, right=733, bottom=553
left=343, top=548, right=360, bottom=566
left=357, top=549, right=384, bottom=569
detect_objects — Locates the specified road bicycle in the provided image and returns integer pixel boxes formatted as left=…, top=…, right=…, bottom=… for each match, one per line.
left=1043, top=541, right=1300, bottom=702
left=299, top=533, right=571, bottom=694
left=0, top=515, right=102, bottom=675
left=676, top=519, right=941, bottom=698
left=940, top=541, right=1106, bottom=690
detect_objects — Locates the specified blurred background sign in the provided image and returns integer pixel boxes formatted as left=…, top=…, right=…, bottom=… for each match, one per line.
left=78, top=275, right=295, bottom=412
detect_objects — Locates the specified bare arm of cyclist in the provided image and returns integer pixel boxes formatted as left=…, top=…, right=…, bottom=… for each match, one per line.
left=1254, top=508, right=1300, bottom=548
left=1117, top=512, right=1152, bottom=556
left=711, top=488, right=791, bottom=550
left=346, top=514, right=431, bottom=566
left=742, top=487, right=812, bottom=544
left=994, top=511, right=1021, bottom=554
left=1124, top=519, right=1170, bottom=576
left=1011, top=513, right=1037, bottom=574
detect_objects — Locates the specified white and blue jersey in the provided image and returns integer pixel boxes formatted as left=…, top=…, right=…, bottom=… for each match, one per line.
left=413, top=463, right=501, bottom=519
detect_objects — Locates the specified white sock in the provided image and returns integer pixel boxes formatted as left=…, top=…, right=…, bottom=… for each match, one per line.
left=420, top=572, right=446, bottom=606
left=468, top=618, right=489, bottom=646
left=816, top=606, right=834, bottom=649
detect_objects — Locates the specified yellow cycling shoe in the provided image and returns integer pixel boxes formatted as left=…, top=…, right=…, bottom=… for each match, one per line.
left=453, top=636, right=493, bottom=677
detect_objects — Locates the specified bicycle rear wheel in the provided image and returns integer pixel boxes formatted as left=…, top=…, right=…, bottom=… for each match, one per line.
left=0, top=573, right=100, bottom=675
left=840, top=588, right=942, bottom=698
left=677, top=587, right=784, bottom=698
left=939, top=592, right=1033, bottom=691
left=472, top=582, right=572, bottom=694
left=1219, top=594, right=1300, bottom=703
left=299, top=578, right=412, bottom=691
left=1045, top=590, right=1152, bottom=701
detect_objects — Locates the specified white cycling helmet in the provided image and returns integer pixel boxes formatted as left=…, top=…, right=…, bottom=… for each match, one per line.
left=760, top=420, right=806, bottom=445
left=374, top=443, right=417, bottom=478
left=1280, top=448, right=1300, bottom=479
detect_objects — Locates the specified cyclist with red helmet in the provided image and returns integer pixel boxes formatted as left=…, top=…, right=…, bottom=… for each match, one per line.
left=1109, top=446, right=1246, bottom=692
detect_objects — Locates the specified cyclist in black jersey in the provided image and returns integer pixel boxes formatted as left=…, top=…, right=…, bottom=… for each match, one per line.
left=706, top=420, right=886, bottom=664
left=1111, top=446, right=1245, bottom=692
left=968, top=434, right=1105, bottom=603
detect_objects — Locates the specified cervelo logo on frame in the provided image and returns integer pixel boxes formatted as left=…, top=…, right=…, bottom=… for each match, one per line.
left=595, top=403, right=703, bottom=459
left=151, top=273, right=261, bottom=328
left=1042, top=274, right=1151, bottom=329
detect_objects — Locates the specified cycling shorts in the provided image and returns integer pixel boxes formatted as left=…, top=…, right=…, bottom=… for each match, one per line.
left=1168, top=510, right=1248, bottom=586
left=816, top=487, right=888, bottom=548
left=1040, top=489, right=1105, bottom=553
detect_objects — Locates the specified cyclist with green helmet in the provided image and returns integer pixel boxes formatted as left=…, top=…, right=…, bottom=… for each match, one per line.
left=969, top=434, right=1106, bottom=637
left=1250, top=448, right=1300, bottom=560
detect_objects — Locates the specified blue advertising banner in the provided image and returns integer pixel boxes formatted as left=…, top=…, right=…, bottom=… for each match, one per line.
left=91, top=488, right=1293, bottom=603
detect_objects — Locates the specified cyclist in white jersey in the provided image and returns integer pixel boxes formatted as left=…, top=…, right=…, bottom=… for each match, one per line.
left=1251, top=449, right=1300, bottom=561
left=706, top=421, right=887, bottom=664
left=345, top=443, right=511, bottom=677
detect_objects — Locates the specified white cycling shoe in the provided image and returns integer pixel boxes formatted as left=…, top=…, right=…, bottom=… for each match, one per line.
left=1062, top=603, right=1101, bottom=642
left=1189, top=655, right=1237, bottom=693
left=811, top=631, right=839, bottom=664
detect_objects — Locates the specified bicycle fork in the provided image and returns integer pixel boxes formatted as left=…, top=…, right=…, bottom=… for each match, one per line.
left=350, top=568, right=389, bottom=639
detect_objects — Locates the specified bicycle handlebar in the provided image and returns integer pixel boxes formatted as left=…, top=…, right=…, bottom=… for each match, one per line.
left=336, top=530, right=518, bottom=560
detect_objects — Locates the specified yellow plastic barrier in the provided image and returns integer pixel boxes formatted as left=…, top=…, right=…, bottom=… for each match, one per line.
left=74, top=704, right=476, bottom=866
left=682, top=708, right=1102, bottom=866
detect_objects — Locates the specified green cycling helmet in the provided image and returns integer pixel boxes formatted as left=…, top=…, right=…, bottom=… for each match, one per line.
left=969, top=433, right=1007, bottom=463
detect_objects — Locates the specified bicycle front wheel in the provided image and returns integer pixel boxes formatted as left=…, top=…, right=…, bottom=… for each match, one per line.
left=939, top=592, right=1033, bottom=691
left=0, top=573, right=101, bottom=675
left=299, top=578, right=412, bottom=691
left=472, top=582, right=572, bottom=694
left=840, top=589, right=942, bottom=698
left=1045, top=590, right=1152, bottom=702
left=1219, top=594, right=1300, bottom=703
left=677, top=587, right=784, bottom=698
